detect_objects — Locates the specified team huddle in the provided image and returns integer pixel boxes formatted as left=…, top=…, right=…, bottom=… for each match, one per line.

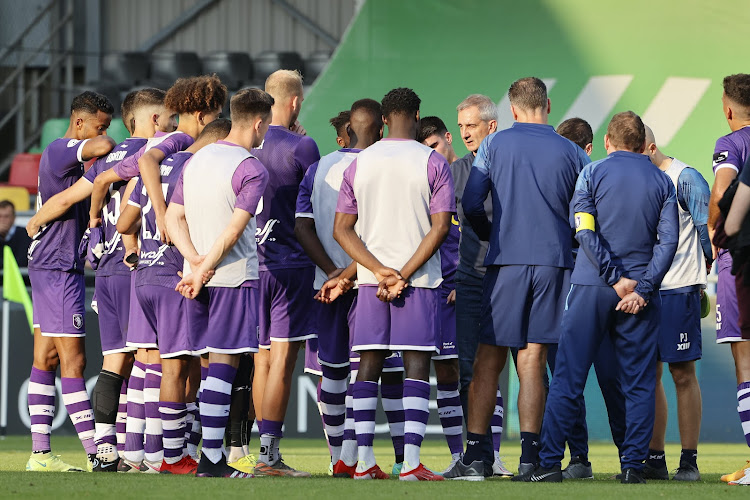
left=21, top=68, right=750, bottom=484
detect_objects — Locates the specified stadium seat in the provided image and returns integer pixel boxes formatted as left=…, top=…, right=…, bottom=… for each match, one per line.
left=304, top=51, right=331, bottom=82
left=150, top=52, right=202, bottom=87
left=8, top=153, right=41, bottom=195
left=253, top=51, right=305, bottom=83
left=202, top=52, right=253, bottom=91
left=101, top=52, right=151, bottom=90
left=0, top=186, right=30, bottom=211
left=40, top=118, right=69, bottom=149
left=107, top=119, right=130, bottom=144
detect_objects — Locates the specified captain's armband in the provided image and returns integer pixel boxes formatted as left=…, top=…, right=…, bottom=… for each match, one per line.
left=574, top=212, right=595, bottom=233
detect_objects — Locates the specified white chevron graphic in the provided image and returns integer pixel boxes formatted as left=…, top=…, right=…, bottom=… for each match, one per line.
left=558, top=75, right=633, bottom=133
left=641, top=77, right=711, bottom=146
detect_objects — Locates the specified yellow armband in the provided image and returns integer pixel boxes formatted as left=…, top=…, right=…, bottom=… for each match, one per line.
left=574, top=212, right=595, bottom=233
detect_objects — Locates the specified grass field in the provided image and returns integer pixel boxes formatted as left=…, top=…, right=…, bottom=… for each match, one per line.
left=1, top=436, right=748, bottom=498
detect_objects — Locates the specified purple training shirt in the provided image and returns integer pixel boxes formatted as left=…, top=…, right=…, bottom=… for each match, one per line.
left=113, top=131, right=194, bottom=181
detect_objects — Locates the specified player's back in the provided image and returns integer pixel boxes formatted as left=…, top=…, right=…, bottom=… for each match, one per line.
left=133, top=151, right=192, bottom=288
left=571, top=151, right=676, bottom=285
left=85, top=137, right=148, bottom=276
left=252, top=125, right=320, bottom=270
left=29, top=138, right=90, bottom=272
left=477, top=122, right=583, bottom=269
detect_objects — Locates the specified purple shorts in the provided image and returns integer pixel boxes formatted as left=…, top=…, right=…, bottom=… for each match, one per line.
left=126, top=271, right=157, bottom=350
left=304, top=337, right=323, bottom=376
left=434, top=285, right=457, bottom=360
left=29, top=269, right=86, bottom=337
left=136, top=284, right=192, bottom=358
left=189, top=285, right=259, bottom=354
left=316, top=291, right=357, bottom=367
left=95, top=274, right=131, bottom=355
left=351, top=285, right=439, bottom=353
left=716, top=251, right=745, bottom=343
left=258, top=267, right=317, bottom=348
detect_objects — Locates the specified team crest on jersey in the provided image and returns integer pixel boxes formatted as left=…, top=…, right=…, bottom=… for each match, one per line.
left=713, top=151, right=728, bottom=166
left=72, top=314, right=83, bottom=330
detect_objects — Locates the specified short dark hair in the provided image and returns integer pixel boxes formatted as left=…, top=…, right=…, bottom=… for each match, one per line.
left=557, top=118, right=593, bottom=150
left=165, top=74, right=227, bottom=115
left=351, top=98, right=382, bottom=120
left=196, top=118, right=232, bottom=142
left=121, top=88, right=166, bottom=133
left=0, top=200, right=15, bottom=213
left=381, top=87, right=420, bottom=118
left=417, top=116, right=449, bottom=144
left=230, top=87, right=275, bottom=122
left=723, top=74, right=750, bottom=108
left=70, top=91, right=114, bottom=116
left=606, top=111, right=645, bottom=152
left=329, top=111, right=350, bottom=137
left=508, top=77, right=548, bottom=111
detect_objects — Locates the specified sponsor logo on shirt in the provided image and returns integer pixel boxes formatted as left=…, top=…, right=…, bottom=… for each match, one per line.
left=713, top=151, right=729, bottom=167
left=66, top=139, right=80, bottom=148
left=256, top=219, right=278, bottom=244
left=106, top=150, right=128, bottom=163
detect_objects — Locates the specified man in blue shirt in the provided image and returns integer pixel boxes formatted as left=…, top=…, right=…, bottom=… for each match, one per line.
left=444, top=77, right=585, bottom=480
left=518, top=111, right=678, bottom=484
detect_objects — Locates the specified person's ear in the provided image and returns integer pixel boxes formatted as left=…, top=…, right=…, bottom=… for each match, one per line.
left=510, top=104, right=519, bottom=121
left=585, top=143, right=593, bottom=155
left=546, top=98, right=551, bottom=114
left=488, top=120, right=498, bottom=134
left=445, top=132, right=452, bottom=145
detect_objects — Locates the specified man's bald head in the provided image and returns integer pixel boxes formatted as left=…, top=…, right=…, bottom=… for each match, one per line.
left=644, top=124, right=656, bottom=148
left=348, top=98, right=383, bottom=148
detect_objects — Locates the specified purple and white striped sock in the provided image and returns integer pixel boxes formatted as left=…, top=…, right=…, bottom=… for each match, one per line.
left=381, top=383, right=405, bottom=462
left=402, top=378, right=430, bottom=472
left=492, top=388, right=504, bottom=455
left=186, top=401, right=201, bottom=458
left=160, top=401, right=187, bottom=464
left=124, top=360, right=146, bottom=463
left=738, top=381, right=750, bottom=446
left=28, top=367, right=55, bottom=452
left=200, top=362, right=237, bottom=464
left=143, top=364, right=163, bottom=464
left=353, top=380, right=378, bottom=469
left=116, top=379, right=128, bottom=457
left=339, top=379, right=357, bottom=466
left=436, top=382, right=464, bottom=455
left=320, top=366, right=348, bottom=464
left=61, top=377, right=97, bottom=454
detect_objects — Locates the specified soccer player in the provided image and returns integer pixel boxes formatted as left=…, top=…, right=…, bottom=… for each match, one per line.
left=452, top=95, right=509, bottom=476
left=418, top=116, right=469, bottom=471
left=330, top=110, right=351, bottom=148
left=334, top=87, right=454, bottom=481
left=167, top=87, right=273, bottom=478
left=708, top=73, right=750, bottom=483
left=445, top=78, right=585, bottom=480
left=27, top=88, right=172, bottom=470
left=517, top=111, right=678, bottom=484
left=295, top=98, right=384, bottom=477
left=250, top=69, right=320, bottom=477
left=641, top=125, right=710, bottom=481
left=117, top=118, right=232, bottom=475
left=25, top=91, right=116, bottom=472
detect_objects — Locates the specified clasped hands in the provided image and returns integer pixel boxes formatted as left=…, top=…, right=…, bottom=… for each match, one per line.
left=613, top=277, right=647, bottom=314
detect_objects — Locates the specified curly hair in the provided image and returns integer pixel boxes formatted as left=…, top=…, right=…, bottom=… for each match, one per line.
left=70, top=91, right=114, bottom=116
left=329, top=110, right=350, bottom=137
left=723, top=74, right=750, bottom=108
left=381, top=87, right=420, bottom=118
left=164, top=74, right=227, bottom=115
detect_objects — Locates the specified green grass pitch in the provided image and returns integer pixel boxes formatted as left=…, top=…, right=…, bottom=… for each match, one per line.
left=1, top=436, right=748, bottom=498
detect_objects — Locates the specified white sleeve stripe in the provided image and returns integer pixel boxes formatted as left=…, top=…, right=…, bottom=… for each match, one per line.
left=714, top=164, right=739, bottom=173
left=295, top=212, right=314, bottom=218
left=127, top=200, right=141, bottom=208
left=76, top=139, right=90, bottom=163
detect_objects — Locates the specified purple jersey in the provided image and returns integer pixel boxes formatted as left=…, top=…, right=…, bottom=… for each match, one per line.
left=440, top=217, right=460, bottom=288
left=83, top=137, right=148, bottom=276
left=113, top=131, right=194, bottom=181
left=713, top=127, right=750, bottom=265
left=251, top=125, right=320, bottom=271
left=129, top=151, right=192, bottom=288
left=29, top=138, right=90, bottom=272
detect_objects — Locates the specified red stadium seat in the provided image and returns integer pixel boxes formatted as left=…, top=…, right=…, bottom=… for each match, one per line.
left=8, top=153, right=41, bottom=194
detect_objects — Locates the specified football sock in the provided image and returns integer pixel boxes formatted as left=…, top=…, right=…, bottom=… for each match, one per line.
left=124, top=360, right=146, bottom=463
left=143, top=364, right=163, bottom=464
left=738, top=382, right=750, bottom=446
left=61, top=377, right=97, bottom=454
left=680, top=449, right=697, bottom=468
left=28, top=367, right=55, bottom=453
left=381, top=382, right=405, bottom=463
left=160, top=401, right=187, bottom=465
left=92, top=370, right=124, bottom=448
left=519, top=431, right=540, bottom=465
left=320, top=366, right=348, bottom=465
left=339, top=379, right=358, bottom=466
left=436, top=382, right=464, bottom=455
left=491, top=388, right=504, bottom=455
left=259, top=419, right=283, bottom=465
left=402, top=378, right=430, bottom=473
left=353, top=381, right=378, bottom=469
left=647, top=448, right=666, bottom=468
left=116, top=379, right=128, bottom=457
left=201, top=363, right=238, bottom=464
left=186, top=401, right=201, bottom=458
left=462, top=432, right=485, bottom=465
